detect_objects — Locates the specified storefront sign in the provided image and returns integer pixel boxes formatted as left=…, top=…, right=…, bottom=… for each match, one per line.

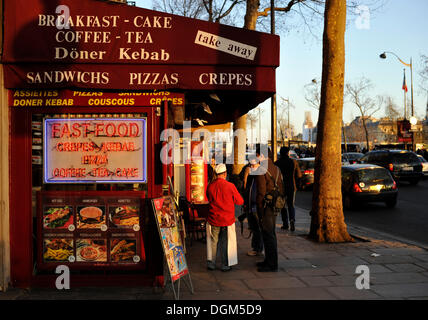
left=3, top=0, right=278, bottom=66
left=397, top=120, right=412, bottom=143
left=2, top=0, right=278, bottom=95
left=9, top=89, right=184, bottom=107
left=44, top=118, right=147, bottom=183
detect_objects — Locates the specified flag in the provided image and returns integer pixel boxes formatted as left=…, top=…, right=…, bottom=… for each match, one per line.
left=402, top=71, right=408, bottom=92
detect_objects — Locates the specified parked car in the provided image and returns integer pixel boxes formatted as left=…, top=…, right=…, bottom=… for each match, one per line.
left=289, top=149, right=299, bottom=159
left=358, top=150, right=423, bottom=185
left=342, top=152, right=364, bottom=165
left=417, top=155, right=428, bottom=179
left=341, top=164, right=398, bottom=209
left=297, top=157, right=315, bottom=190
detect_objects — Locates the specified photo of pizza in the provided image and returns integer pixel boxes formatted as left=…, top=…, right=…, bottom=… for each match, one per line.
left=76, top=239, right=107, bottom=262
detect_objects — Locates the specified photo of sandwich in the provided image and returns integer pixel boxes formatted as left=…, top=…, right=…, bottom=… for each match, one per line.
left=43, top=238, right=73, bottom=262
left=43, top=206, right=73, bottom=229
left=109, top=206, right=139, bottom=228
left=76, top=239, right=107, bottom=262
left=77, top=206, right=105, bottom=229
left=110, top=239, right=137, bottom=263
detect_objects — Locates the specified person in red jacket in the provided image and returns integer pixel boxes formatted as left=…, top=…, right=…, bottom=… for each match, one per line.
left=206, top=163, right=244, bottom=271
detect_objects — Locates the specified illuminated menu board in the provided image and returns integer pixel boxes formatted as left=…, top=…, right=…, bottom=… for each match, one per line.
left=43, top=118, right=147, bottom=183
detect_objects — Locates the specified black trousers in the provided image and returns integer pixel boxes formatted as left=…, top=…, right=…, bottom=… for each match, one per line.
left=261, top=207, right=278, bottom=269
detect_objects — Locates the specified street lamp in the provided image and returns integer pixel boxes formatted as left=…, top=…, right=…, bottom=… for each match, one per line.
left=380, top=51, right=415, bottom=150
left=379, top=51, right=414, bottom=118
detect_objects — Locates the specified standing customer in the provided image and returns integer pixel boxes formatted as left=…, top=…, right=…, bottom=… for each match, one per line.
left=206, top=164, right=244, bottom=271
left=254, top=145, right=284, bottom=272
left=275, top=146, right=302, bottom=231
left=243, top=155, right=264, bottom=257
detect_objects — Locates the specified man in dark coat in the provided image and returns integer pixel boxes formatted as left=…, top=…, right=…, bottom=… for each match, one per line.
left=254, top=145, right=284, bottom=272
left=275, top=146, right=302, bottom=231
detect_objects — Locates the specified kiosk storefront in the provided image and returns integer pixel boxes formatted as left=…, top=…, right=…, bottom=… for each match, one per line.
left=0, top=0, right=279, bottom=289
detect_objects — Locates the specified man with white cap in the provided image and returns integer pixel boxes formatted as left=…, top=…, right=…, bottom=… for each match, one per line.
left=206, top=163, right=244, bottom=271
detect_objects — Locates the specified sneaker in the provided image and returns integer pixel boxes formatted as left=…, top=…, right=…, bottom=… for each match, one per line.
left=247, top=250, right=262, bottom=256
left=221, top=266, right=232, bottom=272
left=281, top=225, right=289, bottom=230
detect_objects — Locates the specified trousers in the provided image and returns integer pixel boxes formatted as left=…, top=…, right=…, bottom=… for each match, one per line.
left=261, top=206, right=278, bottom=269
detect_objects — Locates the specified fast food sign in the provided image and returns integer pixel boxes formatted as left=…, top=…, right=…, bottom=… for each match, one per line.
left=44, top=118, right=147, bottom=183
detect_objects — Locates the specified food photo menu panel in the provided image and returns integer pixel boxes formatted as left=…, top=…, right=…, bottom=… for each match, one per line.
left=38, top=192, right=144, bottom=269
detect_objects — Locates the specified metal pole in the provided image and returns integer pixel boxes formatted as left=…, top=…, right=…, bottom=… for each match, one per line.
left=410, top=58, right=415, bottom=151
left=403, top=69, right=407, bottom=119
left=270, top=0, right=277, bottom=161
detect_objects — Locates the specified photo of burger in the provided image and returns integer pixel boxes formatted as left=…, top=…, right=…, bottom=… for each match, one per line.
left=109, top=205, right=139, bottom=228
left=43, top=206, right=73, bottom=229
left=77, top=206, right=105, bottom=229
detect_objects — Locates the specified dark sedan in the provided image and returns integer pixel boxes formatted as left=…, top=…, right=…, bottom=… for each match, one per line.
left=342, top=164, right=398, bottom=209
left=297, top=157, right=315, bottom=190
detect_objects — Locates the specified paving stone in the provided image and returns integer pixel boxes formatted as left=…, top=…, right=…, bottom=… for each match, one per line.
left=326, top=286, right=381, bottom=300
left=244, top=276, right=306, bottom=290
left=280, top=259, right=314, bottom=269
left=305, top=256, right=369, bottom=267
left=299, top=276, right=333, bottom=287
left=414, top=262, right=428, bottom=271
left=363, top=255, right=417, bottom=264
left=167, top=289, right=263, bottom=300
left=369, top=248, right=426, bottom=256
left=329, top=264, right=392, bottom=275
left=286, top=267, right=336, bottom=277
left=413, top=254, right=428, bottom=262
left=282, top=251, right=343, bottom=260
left=218, top=279, right=250, bottom=292
left=371, top=283, right=428, bottom=298
left=370, top=272, right=428, bottom=285
left=258, top=287, right=337, bottom=300
left=325, top=275, right=357, bottom=287
left=384, top=263, right=426, bottom=273
left=212, top=269, right=258, bottom=280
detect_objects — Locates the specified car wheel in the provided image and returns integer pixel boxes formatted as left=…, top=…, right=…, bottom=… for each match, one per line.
left=385, top=197, right=397, bottom=208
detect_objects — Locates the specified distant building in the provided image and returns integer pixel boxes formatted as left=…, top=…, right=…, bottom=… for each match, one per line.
left=302, top=111, right=316, bottom=143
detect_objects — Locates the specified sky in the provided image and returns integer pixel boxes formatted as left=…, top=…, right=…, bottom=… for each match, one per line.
left=133, top=0, right=428, bottom=135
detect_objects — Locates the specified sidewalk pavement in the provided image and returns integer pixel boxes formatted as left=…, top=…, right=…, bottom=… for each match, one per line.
left=1, top=206, right=428, bottom=300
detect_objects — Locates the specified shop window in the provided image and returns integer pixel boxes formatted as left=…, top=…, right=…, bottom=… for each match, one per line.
left=31, top=113, right=149, bottom=275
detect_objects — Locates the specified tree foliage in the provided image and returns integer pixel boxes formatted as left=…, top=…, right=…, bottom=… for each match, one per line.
left=152, top=0, right=245, bottom=24
left=345, top=77, right=382, bottom=150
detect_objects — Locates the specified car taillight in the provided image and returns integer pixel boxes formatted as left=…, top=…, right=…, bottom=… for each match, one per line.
left=353, top=183, right=362, bottom=193
left=304, top=169, right=314, bottom=175
left=392, top=181, right=397, bottom=190
left=388, top=163, right=394, bottom=171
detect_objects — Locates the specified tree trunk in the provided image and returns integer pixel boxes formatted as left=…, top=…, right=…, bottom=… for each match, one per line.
left=309, top=0, right=353, bottom=243
left=362, top=117, right=370, bottom=150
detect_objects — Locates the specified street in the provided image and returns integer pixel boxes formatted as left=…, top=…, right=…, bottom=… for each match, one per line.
left=295, top=178, right=428, bottom=247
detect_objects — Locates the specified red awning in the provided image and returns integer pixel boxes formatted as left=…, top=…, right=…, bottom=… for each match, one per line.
left=2, top=0, right=279, bottom=124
